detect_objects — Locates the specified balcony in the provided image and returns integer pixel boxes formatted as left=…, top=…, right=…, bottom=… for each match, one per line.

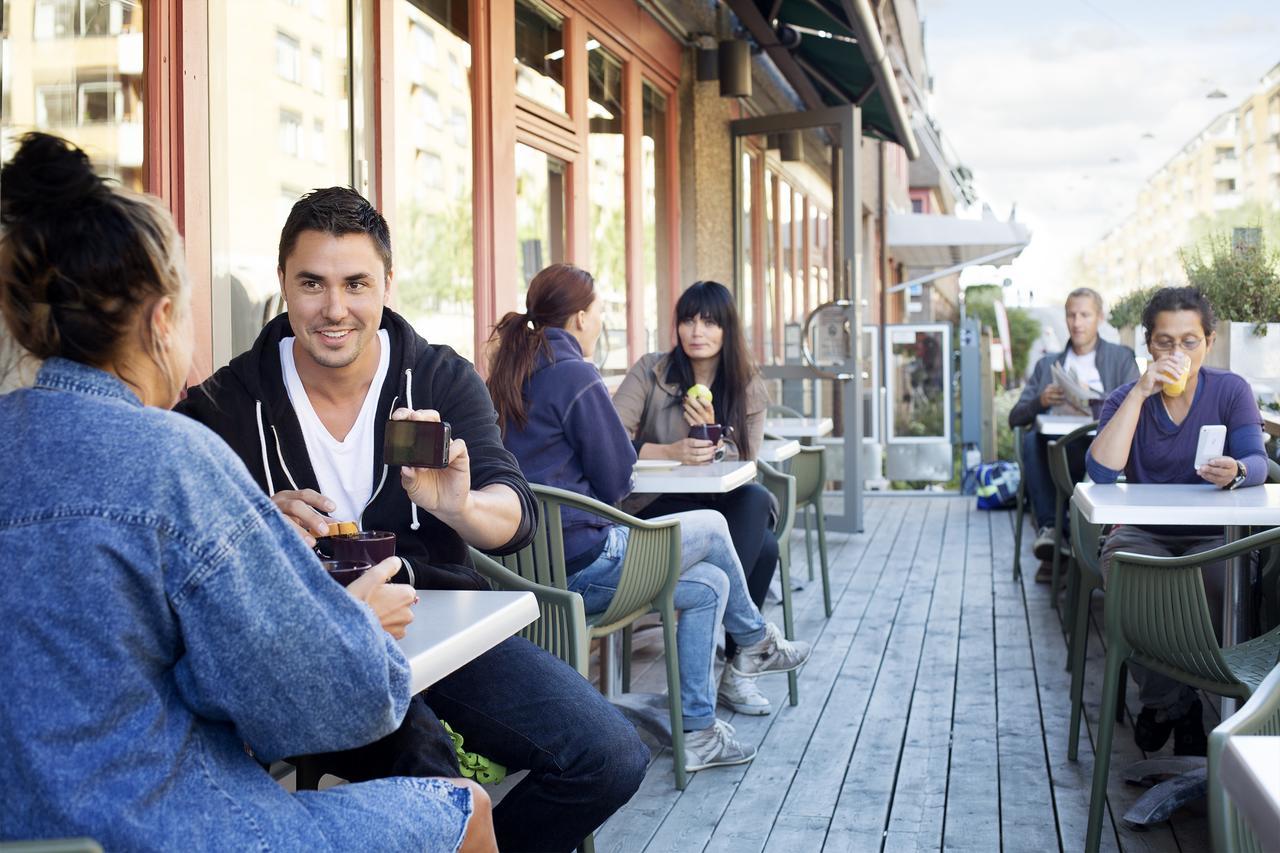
left=1214, top=192, right=1242, bottom=211
left=1212, top=160, right=1239, bottom=180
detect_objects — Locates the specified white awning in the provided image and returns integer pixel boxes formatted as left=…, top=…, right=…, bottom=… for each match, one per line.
left=887, top=212, right=1031, bottom=269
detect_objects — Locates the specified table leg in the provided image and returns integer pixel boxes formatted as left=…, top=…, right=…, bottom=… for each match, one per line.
left=1223, top=524, right=1249, bottom=718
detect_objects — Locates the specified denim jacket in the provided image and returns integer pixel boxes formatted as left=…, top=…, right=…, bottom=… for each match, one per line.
left=0, top=359, right=472, bottom=851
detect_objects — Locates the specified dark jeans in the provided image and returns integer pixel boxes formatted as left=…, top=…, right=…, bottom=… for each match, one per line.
left=309, top=636, right=648, bottom=852
left=1021, top=429, right=1088, bottom=531
left=637, top=481, right=779, bottom=660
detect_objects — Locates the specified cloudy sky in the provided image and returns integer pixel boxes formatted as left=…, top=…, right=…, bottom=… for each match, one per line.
left=922, top=0, right=1280, bottom=306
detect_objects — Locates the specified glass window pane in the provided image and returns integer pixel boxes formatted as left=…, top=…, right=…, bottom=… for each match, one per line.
left=3, top=0, right=146, bottom=190
left=210, top=0, right=353, bottom=358
left=642, top=83, right=668, bottom=355
left=513, top=0, right=565, bottom=115
left=740, top=151, right=754, bottom=353
left=515, top=142, right=566, bottom=288
left=887, top=326, right=950, bottom=441
left=394, top=0, right=475, bottom=360
left=763, top=173, right=776, bottom=365
left=588, top=42, right=626, bottom=371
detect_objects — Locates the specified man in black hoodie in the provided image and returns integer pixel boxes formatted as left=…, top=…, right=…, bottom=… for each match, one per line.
left=177, top=187, right=647, bottom=852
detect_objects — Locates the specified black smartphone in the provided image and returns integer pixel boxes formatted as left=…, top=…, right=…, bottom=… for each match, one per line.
left=384, top=419, right=451, bottom=468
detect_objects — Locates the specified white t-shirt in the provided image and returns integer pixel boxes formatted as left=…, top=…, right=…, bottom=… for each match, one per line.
left=279, top=330, right=391, bottom=526
left=1063, top=346, right=1104, bottom=394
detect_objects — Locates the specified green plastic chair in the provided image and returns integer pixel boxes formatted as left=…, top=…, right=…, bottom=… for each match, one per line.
left=1208, top=663, right=1280, bottom=853
left=1065, top=501, right=1126, bottom=762
left=1083, top=527, right=1280, bottom=853
left=757, top=459, right=801, bottom=707
left=0, top=843, right=102, bottom=852
left=482, top=484, right=689, bottom=790
left=789, top=446, right=833, bottom=617
left=1046, top=421, right=1097, bottom=604
left=1012, top=424, right=1028, bottom=581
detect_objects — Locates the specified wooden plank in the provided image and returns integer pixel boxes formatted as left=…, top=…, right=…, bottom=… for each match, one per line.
left=699, top=500, right=929, bottom=853
left=989, top=508, right=1062, bottom=852
left=881, top=497, right=970, bottom=851
left=940, top=502, right=1002, bottom=851
left=816, top=499, right=952, bottom=853
left=594, top=498, right=893, bottom=852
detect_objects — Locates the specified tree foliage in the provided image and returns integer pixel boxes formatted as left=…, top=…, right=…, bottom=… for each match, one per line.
left=963, top=284, right=1042, bottom=379
left=1180, top=229, right=1280, bottom=332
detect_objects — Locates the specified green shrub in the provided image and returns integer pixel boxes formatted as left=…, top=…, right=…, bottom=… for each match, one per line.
left=1108, top=286, right=1157, bottom=330
left=964, top=285, right=1042, bottom=379
left=1180, top=230, right=1280, bottom=333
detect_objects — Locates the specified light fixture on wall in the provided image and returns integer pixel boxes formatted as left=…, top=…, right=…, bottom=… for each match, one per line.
left=779, top=130, right=802, bottom=162
left=717, top=39, right=751, bottom=98
left=695, top=34, right=719, bottom=81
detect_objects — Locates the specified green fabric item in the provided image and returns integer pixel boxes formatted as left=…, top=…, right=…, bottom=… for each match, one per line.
left=441, top=720, right=506, bottom=785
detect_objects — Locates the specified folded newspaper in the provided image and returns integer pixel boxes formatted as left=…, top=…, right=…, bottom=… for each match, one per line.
left=1050, top=362, right=1098, bottom=416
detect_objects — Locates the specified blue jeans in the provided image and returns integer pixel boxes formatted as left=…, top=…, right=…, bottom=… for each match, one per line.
left=1022, top=429, right=1057, bottom=530
left=310, top=636, right=648, bottom=852
left=569, top=512, right=768, bottom=731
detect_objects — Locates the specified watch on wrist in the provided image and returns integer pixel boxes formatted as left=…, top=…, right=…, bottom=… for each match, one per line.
left=1228, top=460, right=1247, bottom=490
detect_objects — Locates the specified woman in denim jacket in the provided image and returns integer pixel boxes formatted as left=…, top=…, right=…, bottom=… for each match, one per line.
left=0, top=134, right=494, bottom=851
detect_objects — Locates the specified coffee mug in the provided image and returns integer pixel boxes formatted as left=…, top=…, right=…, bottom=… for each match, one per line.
left=321, top=559, right=373, bottom=588
left=688, top=423, right=725, bottom=443
left=319, top=530, right=397, bottom=565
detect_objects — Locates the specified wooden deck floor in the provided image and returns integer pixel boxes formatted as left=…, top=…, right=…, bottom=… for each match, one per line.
left=593, top=495, right=1213, bottom=852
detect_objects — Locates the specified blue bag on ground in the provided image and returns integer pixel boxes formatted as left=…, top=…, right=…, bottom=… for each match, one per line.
left=974, top=461, right=1020, bottom=510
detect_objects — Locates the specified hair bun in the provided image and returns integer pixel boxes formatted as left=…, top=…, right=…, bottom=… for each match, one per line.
left=1, top=132, right=105, bottom=225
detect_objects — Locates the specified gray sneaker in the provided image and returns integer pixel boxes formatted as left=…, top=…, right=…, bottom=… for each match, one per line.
left=684, top=719, right=757, bottom=771
left=718, top=667, right=772, bottom=716
left=1032, top=526, right=1055, bottom=561
left=729, top=622, right=812, bottom=677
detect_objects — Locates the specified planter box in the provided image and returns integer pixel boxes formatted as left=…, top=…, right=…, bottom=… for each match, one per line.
left=1203, top=322, right=1280, bottom=379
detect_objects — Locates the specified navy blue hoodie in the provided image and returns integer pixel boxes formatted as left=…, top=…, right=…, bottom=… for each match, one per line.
left=502, top=328, right=637, bottom=571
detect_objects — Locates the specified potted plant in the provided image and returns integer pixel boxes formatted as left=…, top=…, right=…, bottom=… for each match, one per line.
left=1180, top=230, right=1280, bottom=377
left=1107, top=286, right=1156, bottom=355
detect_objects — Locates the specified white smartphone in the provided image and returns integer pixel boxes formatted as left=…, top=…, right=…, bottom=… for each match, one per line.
left=1194, top=424, right=1227, bottom=470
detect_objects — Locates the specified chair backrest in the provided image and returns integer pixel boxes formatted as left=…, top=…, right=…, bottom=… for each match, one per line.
left=499, top=484, right=681, bottom=629
left=1069, top=501, right=1103, bottom=581
left=1046, top=421, right=1097, bottom=499
left=1108, top=551, right=1251, bottom=698
left=789, top=445, right=826, bottom=507
left=757, top=460, right=796, bottom=541
left=1208, top=665, right=1280, bottom=853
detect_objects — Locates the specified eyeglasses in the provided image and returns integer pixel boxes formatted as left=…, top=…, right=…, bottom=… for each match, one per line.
left=1149, top=337, right=1204, bottom=354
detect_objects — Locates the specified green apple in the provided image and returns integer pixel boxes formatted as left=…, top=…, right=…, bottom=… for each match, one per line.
left=687, top=384, right=713, bottom=403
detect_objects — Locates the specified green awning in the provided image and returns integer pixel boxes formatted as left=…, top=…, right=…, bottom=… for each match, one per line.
left=730, top=0, right=918, bottom=157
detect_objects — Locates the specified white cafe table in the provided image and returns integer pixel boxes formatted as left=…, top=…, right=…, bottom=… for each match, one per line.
left=763, top=417, right=834, bottom=439
left=1072, top=482, right=1280, bottom=829
left=758, top=438, right=801, bottom=464
left=630, top=460, right=757, bottom=494
left=398, top=590, right=539, bottom=695
left=1221, top=736, right=1280, bottom=843
left=1035, top=414, right=1094, bottom=436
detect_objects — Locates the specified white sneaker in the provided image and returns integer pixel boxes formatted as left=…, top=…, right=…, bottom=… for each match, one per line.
left=684, top=719, right=757, bottom=771
left=730, top=622, right=812, bottom=677
left=718, top=667, right=772, bottom=716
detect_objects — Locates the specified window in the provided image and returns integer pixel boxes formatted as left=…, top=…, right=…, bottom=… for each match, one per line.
left=1244, top=107, right=1255, bottom=136
left=1216, top=178, right=1236, bottom=193
left=33, top=0, right=75, bottom=39
left=513, top=0, right=565, bottom=114
left=394, top=0, right=475, bottom=359
left=642, top=84, right=670, bottom=354
left=278, top=110, right=302, bottom=157
left=35, top=84, right=76, bottom=127
left=911, top=197, right=924, bottom=213
left=309, top=48, right=324, bottom=93
left=588, top=42, right=627, bottom=370
left=515, top=142, right=567, bottom=286
left=1215, top=147, right=1236, bottom=163
left=311, top=0, right=326, bottom=18
left=79, top=80, right=121, bottom=124
left=275, top=31, right=300, bottom=82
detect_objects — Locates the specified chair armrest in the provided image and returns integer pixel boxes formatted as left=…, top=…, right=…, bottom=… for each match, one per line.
left=469, top=548, right=590, bottom=677
left=1112, top=525, right=1280, bottom=570
left=532, top=483, right=681, bottom=534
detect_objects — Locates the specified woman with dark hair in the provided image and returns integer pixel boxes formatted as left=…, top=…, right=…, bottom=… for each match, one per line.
left=489, top=264, right=810, bottom=772
left=612, top=281, right=782, bottom=717
left=1087, top=285, right=1266, bottom=756
left=0, top=133, right=494, bottom=851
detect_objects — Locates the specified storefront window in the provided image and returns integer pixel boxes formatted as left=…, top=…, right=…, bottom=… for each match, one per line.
left=1, top=0, right=145, bottom=190
left=588, top=42, right=626, bottom=371
left=209, top=0, right=352, bottom=358
left=739, top=151, right=755, bottom=353
left=515, top=142, right=566, bottom=288
left=778, top=180, right=793, bottom=360
left=394, top=0, right=474, bottom=359
left=762, top=173, right=777, bottom=365
left=513, top=0, right=565, bottom=115
left=641, top=83, right=668, bottom=354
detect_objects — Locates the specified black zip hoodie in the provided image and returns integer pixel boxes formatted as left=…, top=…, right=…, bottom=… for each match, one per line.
left=175, top=308, right=536, bottom=590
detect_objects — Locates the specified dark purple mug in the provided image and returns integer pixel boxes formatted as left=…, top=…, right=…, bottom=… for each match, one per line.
left=321, top=559, right=373, bottom=588
left=688, top=423, right=725, bottom=443
left=319, top=530, right=397, bottom=565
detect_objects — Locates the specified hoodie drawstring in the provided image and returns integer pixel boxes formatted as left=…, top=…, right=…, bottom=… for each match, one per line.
left=405, top=367, right=421, bottom=531
left=255, top=401, right=276, bottom=496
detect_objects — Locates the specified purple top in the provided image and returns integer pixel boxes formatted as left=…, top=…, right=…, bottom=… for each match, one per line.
left=1086, top=368, right=1266, bottom=529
